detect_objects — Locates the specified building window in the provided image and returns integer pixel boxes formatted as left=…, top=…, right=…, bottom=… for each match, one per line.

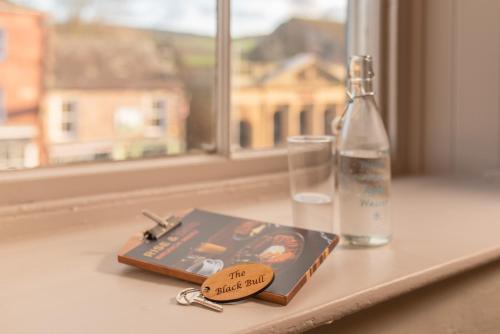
left=61, top=101, right=78, bottom=138
left=273, top=111, right=282, bottom=145
left=0, top=141, right=25, bottom=169
left=273, top=105, right=288, bottom=146
left=0, top=89, right=6, bottom=123
left=239, top=120, right=252, bottom=148
left=0, top=29, right=6, bottom=61
left=151, top=99, right=167, bottom=131
left=114, top=107, right=143, bottom=136
left=324, top=105, right=337, bottom=135
left=299, top=111, right=307, bottom=135
left=299, top=105, right=313, bottom=135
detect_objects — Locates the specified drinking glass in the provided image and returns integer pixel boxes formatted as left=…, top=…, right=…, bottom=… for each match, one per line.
left=287, top=136, right=335, bottom=232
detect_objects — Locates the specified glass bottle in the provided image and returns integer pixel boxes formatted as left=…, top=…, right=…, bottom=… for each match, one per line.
left=337, top=55, right=391, bottom=246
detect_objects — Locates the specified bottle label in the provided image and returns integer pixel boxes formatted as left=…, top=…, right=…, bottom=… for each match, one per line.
left=339, top=153, right=391, bottom=235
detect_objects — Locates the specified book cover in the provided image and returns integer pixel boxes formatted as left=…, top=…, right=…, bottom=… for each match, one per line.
left=118, top=209, right=339, bottom=305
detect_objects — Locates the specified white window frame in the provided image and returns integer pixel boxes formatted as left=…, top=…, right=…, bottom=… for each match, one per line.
left=0, top=0, right=391, bottom=206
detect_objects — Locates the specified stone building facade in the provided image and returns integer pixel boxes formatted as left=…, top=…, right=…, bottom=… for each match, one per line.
left=233, top=54, right=345, bottom=149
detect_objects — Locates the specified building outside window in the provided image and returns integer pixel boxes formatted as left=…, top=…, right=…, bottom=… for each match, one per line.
left=232, top=1, right=346, bottom=150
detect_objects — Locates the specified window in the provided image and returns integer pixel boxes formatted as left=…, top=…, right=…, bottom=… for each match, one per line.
left=1, top=0, right=216, bottom=169
left=324, top=105, right=337, bottom=135
left=61, top=100, right=78, bottom=139
left=149, top=99, right=167, bottom=134
left=0, top=29, right=6, bottom=61
left=0, top=89, right=6, bottom=123
left=1, top=0, right=347, bottom=170
left=299, top=105, right=313, bottom=135
left=0, top=0, right=356, bottom=204
left=239, top=120, right=252, bottom=148
left=0, top=141, right=25, bottom=169
left=273, top=111, right=283, bottom=145
left=273, top=105, right=288, bottom=146
left=114, top=107, right=142, bottom=136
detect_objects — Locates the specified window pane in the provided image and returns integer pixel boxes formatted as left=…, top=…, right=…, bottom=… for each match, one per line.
left=0, top=0, right=216, bottom=170
left=231, top=0, right=347, bottom=150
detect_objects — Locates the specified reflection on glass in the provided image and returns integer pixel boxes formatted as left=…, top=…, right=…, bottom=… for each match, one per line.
left=0, top=0, right=216, bottom=170
left=231, top=0, right=347, bottom=150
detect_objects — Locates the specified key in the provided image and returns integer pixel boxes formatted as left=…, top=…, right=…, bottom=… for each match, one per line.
left=176, top=288, right=223, bottom=312
left=188, top=292, right=224, bottom=312
left=176, top=288, right=198, bottom=305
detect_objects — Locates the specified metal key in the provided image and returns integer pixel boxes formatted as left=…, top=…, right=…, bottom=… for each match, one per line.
left=175, top=288, right=198, bottom=305
left=176, top=288, right=223, bottom=312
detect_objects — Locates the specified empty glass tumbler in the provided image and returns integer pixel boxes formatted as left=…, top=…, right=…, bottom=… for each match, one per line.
left=287, top=135, right=335, bottom=232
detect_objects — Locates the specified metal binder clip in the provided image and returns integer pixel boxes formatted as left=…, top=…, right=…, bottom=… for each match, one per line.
left=142, top=210, right=182, bottom=241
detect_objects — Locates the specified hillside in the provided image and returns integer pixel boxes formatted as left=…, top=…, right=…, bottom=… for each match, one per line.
left=245, top=17, right=345, bottom=64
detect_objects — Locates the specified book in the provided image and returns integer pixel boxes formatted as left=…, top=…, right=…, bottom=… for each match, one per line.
left=118, top=209, right=339, bottom=305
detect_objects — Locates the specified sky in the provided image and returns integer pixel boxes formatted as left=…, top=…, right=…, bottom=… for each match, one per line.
left=11, top=0, right=347, bottom=37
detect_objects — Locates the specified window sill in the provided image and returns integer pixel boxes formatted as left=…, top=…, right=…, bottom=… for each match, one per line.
left=1, top=175, right=500, bottom=333
left=0, top=149, right=288, bottom=207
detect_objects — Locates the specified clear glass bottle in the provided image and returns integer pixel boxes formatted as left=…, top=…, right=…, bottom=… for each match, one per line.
left=338, top=55, right=391, bottom=247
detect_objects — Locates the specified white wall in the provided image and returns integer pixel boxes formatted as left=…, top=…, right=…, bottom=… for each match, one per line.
left=424, top=0, right=500, bottom=175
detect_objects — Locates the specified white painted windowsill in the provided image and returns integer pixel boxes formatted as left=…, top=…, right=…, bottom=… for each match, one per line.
left=1, top=175, right=500, bottom=333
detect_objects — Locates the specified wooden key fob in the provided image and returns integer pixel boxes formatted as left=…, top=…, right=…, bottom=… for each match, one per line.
left=201, top=263, right=274, bottom=303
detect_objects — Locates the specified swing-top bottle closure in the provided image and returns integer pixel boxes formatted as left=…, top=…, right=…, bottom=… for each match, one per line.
left=347, top=55, right=375, bottom=98
left=332, top=55, right=375, bottom=134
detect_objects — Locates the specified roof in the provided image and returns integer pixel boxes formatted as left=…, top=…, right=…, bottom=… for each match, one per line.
left=257, top=53, right=342, bottom=86
left=46, top=24, right=182, bottom=90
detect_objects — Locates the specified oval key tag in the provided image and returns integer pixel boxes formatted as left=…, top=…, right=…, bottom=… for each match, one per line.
left=201, top=263, right=274, bottom=303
